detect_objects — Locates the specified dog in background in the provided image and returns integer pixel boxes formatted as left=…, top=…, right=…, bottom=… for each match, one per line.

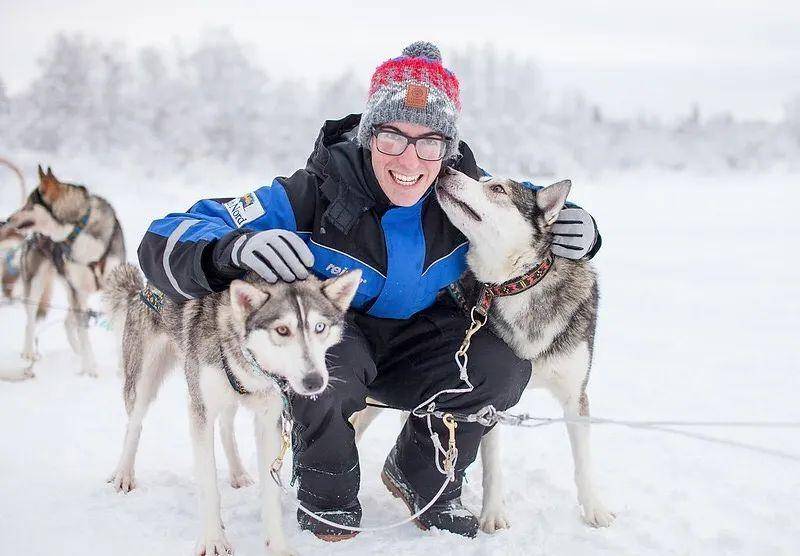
left=1, top=166, right=125, bottom=376
left=104, top=264, right=361, bottom=555
left=0, top=157, right=28, bottom=300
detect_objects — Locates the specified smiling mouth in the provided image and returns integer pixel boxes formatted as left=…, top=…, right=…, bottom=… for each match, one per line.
left=437, top=187, right=482, bottom=221
left=389, top=170, right=423, bottom=187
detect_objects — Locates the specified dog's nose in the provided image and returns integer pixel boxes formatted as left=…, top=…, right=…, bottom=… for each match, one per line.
left=302, top=373, right=324, bottom=392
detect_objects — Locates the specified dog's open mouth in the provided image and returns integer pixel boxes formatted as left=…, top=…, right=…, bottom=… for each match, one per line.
left=437, top=188, right=482, bottom=221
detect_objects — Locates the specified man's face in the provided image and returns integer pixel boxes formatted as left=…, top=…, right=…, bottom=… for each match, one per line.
left=370, top=121, right=445, bottom=207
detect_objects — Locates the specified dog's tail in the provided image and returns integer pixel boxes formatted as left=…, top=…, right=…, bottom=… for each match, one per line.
left=102, top=263, right=144, bottom=320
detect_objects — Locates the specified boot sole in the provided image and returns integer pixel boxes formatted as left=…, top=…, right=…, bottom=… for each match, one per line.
left=380, top=470, right=429, bottom=531
left=313, top=531, right=359, bottom=542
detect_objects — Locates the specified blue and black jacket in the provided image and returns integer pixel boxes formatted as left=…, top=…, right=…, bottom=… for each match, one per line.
left=138, top=114, right=601, bottom=319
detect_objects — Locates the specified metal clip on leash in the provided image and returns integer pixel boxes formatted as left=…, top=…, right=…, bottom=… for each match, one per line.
left=269, top=412, right=293, bottom=487
left=454, top=308, right=487, bottom=381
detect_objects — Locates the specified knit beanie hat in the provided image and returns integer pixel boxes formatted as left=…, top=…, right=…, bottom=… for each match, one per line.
left=357, top=41, right=461, bottom=159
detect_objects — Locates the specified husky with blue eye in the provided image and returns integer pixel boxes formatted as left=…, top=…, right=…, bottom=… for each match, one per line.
left=104, top=263, right=361, bottom=556
left=435, top=167, right=615, bottom=532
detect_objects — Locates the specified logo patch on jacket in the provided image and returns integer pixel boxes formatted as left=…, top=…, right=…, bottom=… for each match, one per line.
left=224, top=192, right=265, bottom=227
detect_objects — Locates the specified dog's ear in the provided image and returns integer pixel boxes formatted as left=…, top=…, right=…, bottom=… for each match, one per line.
left=39, top=167, right=61, bottom=201
left=535, top=180, right=571, bottom=226
left=321, top=269, right=362, bottom=312
left=230, top=280, right=269, bottom=322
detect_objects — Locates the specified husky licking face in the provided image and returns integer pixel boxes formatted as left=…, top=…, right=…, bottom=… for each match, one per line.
left=436, top=167, right=571, bottom=283
left=3, top=165, right=90, bottom=242
left=227, top=270, right=362, bottom=396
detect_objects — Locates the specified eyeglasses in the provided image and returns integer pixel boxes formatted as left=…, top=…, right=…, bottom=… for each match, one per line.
left=371, top=127, right=449, bottom=161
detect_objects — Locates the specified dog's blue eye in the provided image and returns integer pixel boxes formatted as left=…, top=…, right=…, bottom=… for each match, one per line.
left=490, top=184, right=507, bottom=195
left=314, top=322, right=326, bottom=333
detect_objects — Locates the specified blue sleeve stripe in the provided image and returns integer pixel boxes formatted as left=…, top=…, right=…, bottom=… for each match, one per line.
left=242, top=180, right=298, bottom=232
left=146, top=179, right=300, bottom=245
left=309, top=238, right=386, bottom=278
left=188, top=199, right=237, bottom=227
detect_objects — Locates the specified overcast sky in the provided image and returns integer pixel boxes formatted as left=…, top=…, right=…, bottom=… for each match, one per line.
left=2, top=0, right=799, bottom=121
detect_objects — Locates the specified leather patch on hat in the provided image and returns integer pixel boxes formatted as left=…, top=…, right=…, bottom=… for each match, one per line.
left=405, top=84, right=429, bottom=109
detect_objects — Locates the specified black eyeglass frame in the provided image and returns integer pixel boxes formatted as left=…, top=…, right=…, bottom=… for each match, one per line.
left=370, top=126, right=450, bottom=161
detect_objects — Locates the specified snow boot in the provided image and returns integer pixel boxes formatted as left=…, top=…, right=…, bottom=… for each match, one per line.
left=381, top=446, right=479, bottom=538
left=297, top=501, right=362, bottom=542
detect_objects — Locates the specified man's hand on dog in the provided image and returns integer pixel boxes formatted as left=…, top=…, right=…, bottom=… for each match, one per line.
left=551, top=208, right=598, bottom=260
left=231, top=229, right=314, bottom=283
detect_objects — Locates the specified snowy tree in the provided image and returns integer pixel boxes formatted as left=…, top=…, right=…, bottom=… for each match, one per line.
left=19, top=33, right=99, bottom=152
left=0, top=76, right=8, bottom=116
left=785, top=94, right=800, bottom=139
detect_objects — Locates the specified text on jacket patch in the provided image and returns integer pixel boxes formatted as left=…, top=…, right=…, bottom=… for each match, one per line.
left=224, top=192, right=265, bottom=227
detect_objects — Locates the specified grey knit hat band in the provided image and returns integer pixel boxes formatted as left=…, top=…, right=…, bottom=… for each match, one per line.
left=357, top=81, right=460, bottom=159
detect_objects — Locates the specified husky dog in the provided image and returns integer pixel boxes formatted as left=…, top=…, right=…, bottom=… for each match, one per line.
left=433, top=166, right=615, bottom=531
left=0, top=157, right=27, bottom=300
left=104, top=263, right=361, bottom=556
left=1, top=166, right=125, bottom=376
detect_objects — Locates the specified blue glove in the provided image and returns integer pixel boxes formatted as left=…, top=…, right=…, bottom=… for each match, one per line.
left=551, top=208, right=598, bottom=259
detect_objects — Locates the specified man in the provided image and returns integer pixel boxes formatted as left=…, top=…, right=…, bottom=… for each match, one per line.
left=138, top=41, right=601, bottom=540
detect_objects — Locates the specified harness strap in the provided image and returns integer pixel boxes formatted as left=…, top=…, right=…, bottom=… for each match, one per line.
left=63, top=209, right=91, bottom=247
left=219, top=346, right=251, bottom=395
left=139, top=284, right=166, bottom=313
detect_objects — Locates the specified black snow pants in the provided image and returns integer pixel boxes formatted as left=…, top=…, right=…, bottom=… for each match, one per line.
left=290, top=297, right=531, bottom=510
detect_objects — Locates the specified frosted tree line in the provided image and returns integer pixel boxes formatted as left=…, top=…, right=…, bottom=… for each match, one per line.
left=1, top=30, right=798, bottom=178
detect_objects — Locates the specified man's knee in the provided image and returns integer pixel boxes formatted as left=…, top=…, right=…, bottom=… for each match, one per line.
left=465, top=331, right=531, bottom=411
left=293, top=325, right=376, bottom=420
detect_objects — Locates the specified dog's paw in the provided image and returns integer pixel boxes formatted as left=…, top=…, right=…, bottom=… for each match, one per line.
left=480, top=507, right=511, bottom=533
left=195, top=530, right=233, bottom=555
left=581, top=502, right=616, bottom=528
left=78, top=367, right=99, bottom=378
left=21, top=349, right=40, bottom=362
left=108, top=469, right=136, bottom=493
left=229, top=471, right=254, bottom=489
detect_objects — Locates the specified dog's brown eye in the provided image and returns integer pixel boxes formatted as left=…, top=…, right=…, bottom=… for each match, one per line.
left=490, top=184, right=507, bottom=195
left=275, top=325, right=290, bottom=336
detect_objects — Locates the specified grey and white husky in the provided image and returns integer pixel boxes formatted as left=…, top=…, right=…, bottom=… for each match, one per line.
left=1, top=166, right=125, bottom=376
left=435, top=167, right=615, bottom=531
left=104, top=263, right=361, bottom=555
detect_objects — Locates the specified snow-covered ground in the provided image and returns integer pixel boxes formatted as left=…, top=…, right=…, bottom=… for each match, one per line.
left=1, top=156, right=799, bottom=555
